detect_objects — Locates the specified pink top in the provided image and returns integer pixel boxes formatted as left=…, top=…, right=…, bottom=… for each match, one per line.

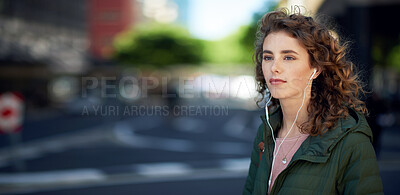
left=268, top=133, right=309, bottom=194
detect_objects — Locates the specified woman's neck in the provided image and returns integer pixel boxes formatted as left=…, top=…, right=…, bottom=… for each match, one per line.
left=278, top=97, right=310, bottom=138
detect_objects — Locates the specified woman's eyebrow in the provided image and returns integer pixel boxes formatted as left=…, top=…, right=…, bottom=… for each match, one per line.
left=263, top=50, right=273, bottom=54
left=281, top=50, right=299, bottom=55
left=262, top=50, right=299, bottom=55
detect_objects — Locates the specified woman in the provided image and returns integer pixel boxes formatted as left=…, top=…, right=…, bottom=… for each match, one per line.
left=243, top=9, right=383, bottom=194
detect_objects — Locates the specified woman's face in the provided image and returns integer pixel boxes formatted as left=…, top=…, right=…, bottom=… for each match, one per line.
left=262, top=31, right=315, bottom=100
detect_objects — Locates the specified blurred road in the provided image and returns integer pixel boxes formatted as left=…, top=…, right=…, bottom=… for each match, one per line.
left=0, top=101, right=261, bottom=194
left=0, top=102, right=399, bottom=194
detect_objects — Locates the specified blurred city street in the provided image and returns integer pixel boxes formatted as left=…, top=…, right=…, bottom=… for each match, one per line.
left=0, top=99, right=260, bottom=194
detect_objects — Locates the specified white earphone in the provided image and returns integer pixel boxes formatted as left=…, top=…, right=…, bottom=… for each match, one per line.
left=265, top=68, right=316, bottom=188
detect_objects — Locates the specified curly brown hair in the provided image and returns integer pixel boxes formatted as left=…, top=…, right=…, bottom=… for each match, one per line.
left=255, top=8, right=368, bottom=136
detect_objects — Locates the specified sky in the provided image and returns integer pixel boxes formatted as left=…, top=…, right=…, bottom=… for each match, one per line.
left=187, top=0, right=273, bottom=40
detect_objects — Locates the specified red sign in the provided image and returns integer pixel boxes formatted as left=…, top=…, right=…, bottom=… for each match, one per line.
left=0, top=92, right=24, bottom=133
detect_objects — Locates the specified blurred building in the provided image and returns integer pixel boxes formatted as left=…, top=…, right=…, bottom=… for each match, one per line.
left=89, top=0, right=136, bottom=61
left=0, top=0, right=138, bottom=108
left=0, top=0, right=88, bottom=74
left=317, top=0, right=400, bottom=100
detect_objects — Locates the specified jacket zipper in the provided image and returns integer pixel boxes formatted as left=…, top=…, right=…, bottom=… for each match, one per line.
left=266, top=141, right=274, bottom=194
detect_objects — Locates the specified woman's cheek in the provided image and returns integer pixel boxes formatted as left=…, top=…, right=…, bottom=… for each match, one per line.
left=262, top=66, right=269, bottom=81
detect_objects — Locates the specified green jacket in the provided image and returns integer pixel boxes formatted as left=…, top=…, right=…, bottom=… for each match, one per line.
left=243, top=106, right=383, bottom=194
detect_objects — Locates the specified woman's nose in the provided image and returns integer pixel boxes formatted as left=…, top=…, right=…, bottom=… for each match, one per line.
left=271, top=59, right=282, bottom=73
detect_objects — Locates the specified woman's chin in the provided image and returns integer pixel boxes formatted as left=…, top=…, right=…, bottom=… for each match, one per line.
left=270, top=94, right=285, bottom=100
left=269, top=90, right=288, bottom=99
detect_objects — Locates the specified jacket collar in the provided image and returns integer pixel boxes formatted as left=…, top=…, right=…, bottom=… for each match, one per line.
left=260, top=105, right=373, bottom=161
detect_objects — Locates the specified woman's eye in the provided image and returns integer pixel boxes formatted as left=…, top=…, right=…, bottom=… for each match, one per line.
left=263, top=56, right=273, bottom=61
left=284, top=56, right=295, bottom=60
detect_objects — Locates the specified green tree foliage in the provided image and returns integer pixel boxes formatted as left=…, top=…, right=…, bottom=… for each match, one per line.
left=113, top=23, right=204, bottom=68
left=387, top=39, right=400, bottom=72
left=113, top=2, right=276, bottom=68
left=372, top=35, right=400, bottom=72
left=202, top=25, right=254, bottom=65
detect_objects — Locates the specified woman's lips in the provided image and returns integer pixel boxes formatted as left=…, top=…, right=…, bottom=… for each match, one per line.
left=269, top=78, right=287, bottom=85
